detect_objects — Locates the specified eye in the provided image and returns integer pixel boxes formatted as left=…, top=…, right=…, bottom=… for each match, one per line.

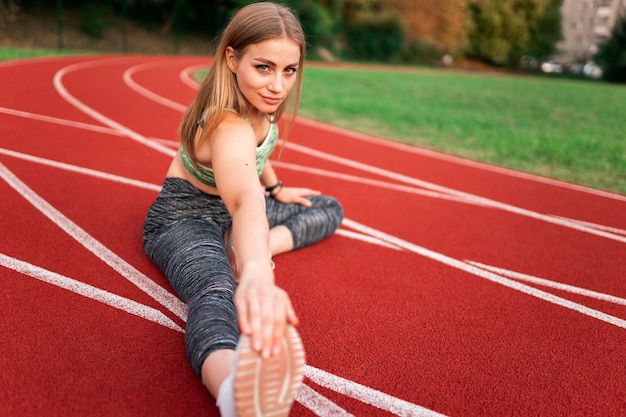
left=284, top=67, right=298, bottom=75
left=256, top=65, right=270, bottom=72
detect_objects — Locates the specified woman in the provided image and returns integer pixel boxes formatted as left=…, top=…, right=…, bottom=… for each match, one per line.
left=142, top=2, right=343, bottom=416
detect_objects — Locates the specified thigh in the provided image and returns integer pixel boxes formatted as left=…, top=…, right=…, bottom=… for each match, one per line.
left=265, top=195, right=344, bottom=249
left=144, top=218, right=234, bottom=303
left=265, top=196, right=307, bottom=228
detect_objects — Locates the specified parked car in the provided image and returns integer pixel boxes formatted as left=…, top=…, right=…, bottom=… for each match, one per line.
left=540, top=60, right=563, bottom=73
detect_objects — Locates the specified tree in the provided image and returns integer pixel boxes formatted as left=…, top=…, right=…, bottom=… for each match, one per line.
left=526, top=0, right=562, bottom=61
left=0, top=0, right=20, bottom=29
left=341, top=0, right=406, bottom=61
left=466, top=0, right=561, bottom=67
left=595, top=12, right=626, bottom=83
left=466, top=0, right=528, bottom=65
left=381, top=0, right=467, bottom=55
left=232, top=0, right=336, bottom=51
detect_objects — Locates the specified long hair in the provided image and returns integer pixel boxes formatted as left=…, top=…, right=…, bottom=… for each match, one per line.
left=179, top=2, right=306, bottom=164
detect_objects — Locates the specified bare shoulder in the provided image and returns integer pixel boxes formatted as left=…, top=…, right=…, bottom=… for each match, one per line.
left=209, top=111, right=256, bottom=154
left=214, top=111, right=253, bottom=138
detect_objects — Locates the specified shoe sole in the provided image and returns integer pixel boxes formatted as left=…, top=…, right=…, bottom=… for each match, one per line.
left=234, top=326, right=305, bottom=417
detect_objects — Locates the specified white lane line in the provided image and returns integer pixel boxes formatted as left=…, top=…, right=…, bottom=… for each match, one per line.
left=466, top=261, right=626, bottom=306
left=0, top=105, right=125, bottom=136
left=296, top=117, right=626, bottom=203
left=271, top=160, right=486, bottom=206
left=53, top=59, right=175, bottom=157
left=343, top=218, right=626, bottom=330
left=550, top=215, right=626, bottom=236
left=0, top=252, right=183, bottom=332
left=296, top=384, right=355, bottom=416
left=287, top=142, right=626, bottom=244
left=334, top=229, right=403, bottom=251
left=0, top=104, right=180, bottom=151
left=0, top=147, right=162, bottom=192
left=180, top=64, right=207, bottom=89
left=123, top=62, right=188, bottom=112
left=151, top=137, right=180, bottom=147
left=0, top=149, right=388, bottom=254
left=305, top=366, right=448, bottom=417
left=0, top=162, right=187, bottom=321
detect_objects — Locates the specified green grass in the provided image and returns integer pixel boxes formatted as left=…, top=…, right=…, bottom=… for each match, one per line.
left=2, top=47, right=624, bottom=194
left=0, top=47, right=88, bottom=61
left=300, top=66, right=626, bottom=195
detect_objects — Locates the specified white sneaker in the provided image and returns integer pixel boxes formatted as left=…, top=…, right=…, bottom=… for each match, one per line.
left=234, top=326, right=305, bottom=417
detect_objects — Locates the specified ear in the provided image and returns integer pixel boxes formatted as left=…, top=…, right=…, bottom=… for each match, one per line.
left=225, top=46, right=237, bottom=73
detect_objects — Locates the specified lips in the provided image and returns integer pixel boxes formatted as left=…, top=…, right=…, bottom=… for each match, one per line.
left=262, top=95, right=282, bottom=105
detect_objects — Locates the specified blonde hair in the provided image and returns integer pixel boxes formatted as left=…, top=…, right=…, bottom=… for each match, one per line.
left=179, top=2, right=306, bottom=164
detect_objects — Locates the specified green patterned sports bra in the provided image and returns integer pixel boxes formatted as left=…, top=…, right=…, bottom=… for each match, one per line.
left=179, top=111, right=278, bottom=188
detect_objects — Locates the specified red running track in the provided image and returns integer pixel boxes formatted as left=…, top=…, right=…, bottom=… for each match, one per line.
left=1, top=55, right=625, bottom=417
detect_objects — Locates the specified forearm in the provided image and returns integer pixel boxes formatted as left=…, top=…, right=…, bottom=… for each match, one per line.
left=260, top=162, right=279, bottom=188
left=230, top=193, right=274, bottom=282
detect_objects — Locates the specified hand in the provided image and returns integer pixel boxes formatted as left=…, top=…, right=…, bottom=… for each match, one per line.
left=234, top=278, right=299, bottom=357
left=273, top=186, right=320, bottom=207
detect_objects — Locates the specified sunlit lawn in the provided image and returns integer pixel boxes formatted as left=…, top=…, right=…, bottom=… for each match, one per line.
left=300, top=65, right=626, bottom=195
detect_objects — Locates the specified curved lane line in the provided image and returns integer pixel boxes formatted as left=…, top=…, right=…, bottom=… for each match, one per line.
left=0, top=105, right=125, bottom=136
left=0, top=147, right=162, bottom=192
left=295, top=118, right=626, bottom=203
left=296, top=384, right=355, bottom=416
left=180, top=63, right=208, bottom=89
left=123, top=61, right=188, bottom=112
left=272, top=160, right=489, bottom=206
left=0, top=253, right=183, bottom=332
left=343, top=218, right=626, bottom=330
left=466, top=261, right=626, bottom=306
left=285, top=142, right=626, bottom=244
left=53, top=58, right=175, bottom=157
left=0, top=162, right=187, bottom=321
left=305, top=366, right=448, bottom=417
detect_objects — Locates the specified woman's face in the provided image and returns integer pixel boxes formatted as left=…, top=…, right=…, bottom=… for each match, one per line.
left=226, top=37, right=301, bottom=115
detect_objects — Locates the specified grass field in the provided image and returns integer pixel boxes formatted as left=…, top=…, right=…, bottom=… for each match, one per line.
left=300, top=66, right=626, bottom=195
left=2, top=48, right=624, bottom=195
left=0, top=47, right=85, bottom=61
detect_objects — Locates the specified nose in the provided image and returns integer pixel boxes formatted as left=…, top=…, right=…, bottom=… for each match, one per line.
left=268, top=73, right=284, bottom=93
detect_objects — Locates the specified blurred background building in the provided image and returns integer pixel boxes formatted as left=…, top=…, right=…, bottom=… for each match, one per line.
left=557, top=0, right=626, bottom=62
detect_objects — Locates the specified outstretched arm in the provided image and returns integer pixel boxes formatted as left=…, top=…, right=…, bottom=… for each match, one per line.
left=211, top=117, right=298, bottom=357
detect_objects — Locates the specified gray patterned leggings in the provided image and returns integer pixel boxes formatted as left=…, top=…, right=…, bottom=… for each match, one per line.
left=142, top=178, right=343, bottom=378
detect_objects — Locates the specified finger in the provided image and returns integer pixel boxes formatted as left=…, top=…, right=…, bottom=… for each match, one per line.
left=247, top=290, right=263, bottom=352
left=298, top=197, right=313, bottom=207
left=285, top=296, right=299, bottom=326
left=298, top=188, right=321, bottom=196
left=272, top=299, right=287, bottom=356
left=259, top=289, right=275, bottom=357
